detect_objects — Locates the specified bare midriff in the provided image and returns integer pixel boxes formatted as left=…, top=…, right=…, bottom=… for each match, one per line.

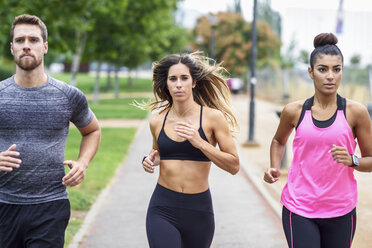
left=158, top=160, right=211, bottom=194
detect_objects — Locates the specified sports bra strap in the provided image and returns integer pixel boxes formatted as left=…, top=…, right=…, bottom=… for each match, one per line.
left=162, top=106, right=204, bottom=129
left=304, top=94, right=345, bottom=110
left=295, top=97, right=313, bottom=129
left=162, top=110, right=170, bottom=129
left=303, top=96, right=314, bottom=110
left=337, top=94, right=346, bottom=115
left=295, top=94, right=346, bottom=130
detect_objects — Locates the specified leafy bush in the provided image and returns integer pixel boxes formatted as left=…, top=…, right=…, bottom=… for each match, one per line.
left=0, top=64, right=13, bottom=81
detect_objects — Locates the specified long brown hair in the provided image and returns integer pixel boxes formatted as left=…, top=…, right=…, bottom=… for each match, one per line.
left=146, top=52, right=238, bottom=132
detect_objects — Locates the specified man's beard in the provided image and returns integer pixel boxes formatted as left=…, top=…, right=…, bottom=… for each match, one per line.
left=15, top=55, right=42, bottom=71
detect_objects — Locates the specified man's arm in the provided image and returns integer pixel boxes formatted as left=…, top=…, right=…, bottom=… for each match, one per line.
left=62, top=116, right=101, bottom=186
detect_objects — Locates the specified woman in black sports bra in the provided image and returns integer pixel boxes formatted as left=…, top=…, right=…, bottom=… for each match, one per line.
left=141, top=52, right=240, bottom=248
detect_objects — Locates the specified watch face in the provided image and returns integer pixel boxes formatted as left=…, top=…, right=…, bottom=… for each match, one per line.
left=353, top=155, right=359, bottom=166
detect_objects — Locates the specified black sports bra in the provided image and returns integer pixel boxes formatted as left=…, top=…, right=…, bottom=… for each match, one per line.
left=296, top=94, right=346, bottom=129
left=157, top=105, right=211, bottom=162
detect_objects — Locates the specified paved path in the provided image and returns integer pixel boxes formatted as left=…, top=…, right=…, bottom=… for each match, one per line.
left=69, top=97, right=287, bottom=247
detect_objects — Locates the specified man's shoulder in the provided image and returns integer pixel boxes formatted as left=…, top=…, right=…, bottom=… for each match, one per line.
left=47, top=76, right=83, bottom=97
left=0, top=76, right=14, bottom=91
left=48, top=76, right=72, bottom=90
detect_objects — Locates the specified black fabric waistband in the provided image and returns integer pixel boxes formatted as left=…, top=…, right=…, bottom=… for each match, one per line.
left=148, top=183, right=213, bottom=213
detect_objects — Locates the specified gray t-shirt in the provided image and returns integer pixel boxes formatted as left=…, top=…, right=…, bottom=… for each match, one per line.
left=0, top=76, right=94, bottom=204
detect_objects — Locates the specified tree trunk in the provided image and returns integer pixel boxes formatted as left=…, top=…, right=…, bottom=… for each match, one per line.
left=70, top=31, right=87, bottom=87
left=93, top=62, right=101, bottom=105
left=104, top=66, right=112, bottom=92
left=128, top=68, right=133, bottom=88
left=135, top=68, right=138, bottom=85
left=114, top=66, right=119, bottom=99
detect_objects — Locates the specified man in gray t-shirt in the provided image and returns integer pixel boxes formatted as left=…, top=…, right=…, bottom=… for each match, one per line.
left=0, top=14, right=101, bottom=248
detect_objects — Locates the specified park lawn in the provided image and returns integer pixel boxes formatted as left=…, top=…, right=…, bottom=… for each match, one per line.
left=89, top=97, right=151, bottom=119
left=64, top=127, right=136, bottom=246
left=51, top=73, right=153, bottom=94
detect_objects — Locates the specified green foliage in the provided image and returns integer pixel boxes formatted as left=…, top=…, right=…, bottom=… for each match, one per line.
left=0, top=5, right=16, bottom=54
left=51, top=73, right=153, bottom=94
left=64, top=218, right=83, bottom=246
left=92, top=0, right=187, bottom=69
left=0, top=0, right=104, bottom=56
left=298, top=49, right=310, bottom=65
left=343, top=67, right=369, bottom=85
left=65, top=127, right=136, bottom=211
left=281, top=38, right=296, bottom=68
left=257, top=0, right=281, bottom=38
left=227, top=0, right=242, bottom=14
left=0, top=67, right=13, bottom=80
left=0, top=58, right=14, bottom=80
left=0, top=0, right=187, bottom=69
left=349, top=54, right=361, bottom=68
left=88, top=97, right=150, bottom=119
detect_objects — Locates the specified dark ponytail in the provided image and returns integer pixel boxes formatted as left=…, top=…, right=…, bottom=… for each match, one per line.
left=309, top=33, right=343, bottom=69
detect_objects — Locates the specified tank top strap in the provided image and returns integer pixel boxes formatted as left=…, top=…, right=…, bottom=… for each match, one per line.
left=303, top=96, right=314, bottom=110
left=199, top=105, right=203, bottom=128
left=296, top=96, right=314, bottom=130
left=337, top=94, right=347, bottom=117
left=162, top=110, right=170, bottom=129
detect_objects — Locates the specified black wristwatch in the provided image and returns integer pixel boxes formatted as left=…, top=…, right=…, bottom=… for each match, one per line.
left=351, top=154, right=359, bottom=168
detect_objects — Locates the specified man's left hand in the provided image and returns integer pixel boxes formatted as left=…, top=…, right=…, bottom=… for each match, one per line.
left=62, top=160, right=87, bottom=186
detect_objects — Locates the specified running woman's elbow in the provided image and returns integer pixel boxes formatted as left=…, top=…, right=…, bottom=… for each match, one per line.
left=230, top=159, right=240, bottom=175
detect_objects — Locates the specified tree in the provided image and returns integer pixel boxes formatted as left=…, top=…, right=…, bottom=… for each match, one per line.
left=280, top=38, right=296, bottom=68
left=98, top=0, right=186, bottom=87
left=257, top=0, right=281, bottom=38
left=350, top=54, right=361, bottom=68
left=191, top=12, right=281, bottom=75
left=0, top=0, right=188, bottom=94
left=0, top=0, right=102, bottom=85
left=298, top=49, right=310, bottom=65
left=85, top=0, right=187, bottom=99
left=228, top=0, right=242, bottom=14
left=84, top=0, right=129, bottom=95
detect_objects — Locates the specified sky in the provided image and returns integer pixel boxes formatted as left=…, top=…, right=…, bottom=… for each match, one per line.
left=179, top=0, right=372, bottom=65
left=180, top=0, right=372, bottom=21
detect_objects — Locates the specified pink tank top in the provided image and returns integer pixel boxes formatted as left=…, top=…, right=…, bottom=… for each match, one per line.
left=281, top=96, right=357, bottom=218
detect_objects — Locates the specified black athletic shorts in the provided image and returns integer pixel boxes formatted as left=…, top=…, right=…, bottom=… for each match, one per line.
left=0, top=199, right=70, bottom=248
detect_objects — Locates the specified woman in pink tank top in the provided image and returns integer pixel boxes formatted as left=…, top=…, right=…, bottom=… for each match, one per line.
left=264, top=33, right=372, bottom=248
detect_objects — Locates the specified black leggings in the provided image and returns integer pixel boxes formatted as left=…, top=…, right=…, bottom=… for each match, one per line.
left=146, top=183, right=215, bottom=248
left=282, top=206, right=356, bottom=248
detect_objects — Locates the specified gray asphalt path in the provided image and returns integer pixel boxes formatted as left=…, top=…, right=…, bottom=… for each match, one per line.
left=73, top=117, right=286, bottom=248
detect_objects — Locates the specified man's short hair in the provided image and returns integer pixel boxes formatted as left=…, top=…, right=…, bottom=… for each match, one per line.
left=10, top=14, right=48, bottom=42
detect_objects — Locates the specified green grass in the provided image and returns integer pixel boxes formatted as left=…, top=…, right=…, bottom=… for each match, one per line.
left=64, top=127, right=136, bottom=246
left=64, top=219, right=82, bottom=246
left=89, top=97, right=151, bottom=119
left=52, top=73, right=153, bottom=94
